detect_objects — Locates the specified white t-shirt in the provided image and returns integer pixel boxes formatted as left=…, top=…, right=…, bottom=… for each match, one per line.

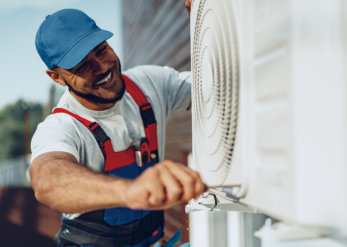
left=31, top=65, right=191, bottom=174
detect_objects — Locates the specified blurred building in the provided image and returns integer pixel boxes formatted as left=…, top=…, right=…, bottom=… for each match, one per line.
left=0, top=158, right=61, bottom=246
left=122, top=0, right=192, bottom=243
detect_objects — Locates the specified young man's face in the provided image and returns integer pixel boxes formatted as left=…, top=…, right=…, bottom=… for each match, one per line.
left=54, top=41, right=125, bottom=110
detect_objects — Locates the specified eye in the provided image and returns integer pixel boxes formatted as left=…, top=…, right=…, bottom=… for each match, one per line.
left=96, top=45, right=107, bottom=56
left=74, top=63, right=86, bottom=73
left=72, top=61, right=89, bottom=75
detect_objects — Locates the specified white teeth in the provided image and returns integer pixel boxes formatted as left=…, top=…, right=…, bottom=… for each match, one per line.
left=95, top=72, right=111, bottom=85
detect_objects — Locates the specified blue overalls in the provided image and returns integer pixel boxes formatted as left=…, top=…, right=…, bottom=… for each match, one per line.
left=53, top=75, right=164, bottom=247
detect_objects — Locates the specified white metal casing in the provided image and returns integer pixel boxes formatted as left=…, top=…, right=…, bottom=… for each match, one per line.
left=190, top=0, right=347, bottom=232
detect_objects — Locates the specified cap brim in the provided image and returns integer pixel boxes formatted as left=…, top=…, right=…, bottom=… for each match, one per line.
left=57, top=29, right=113, bottom=70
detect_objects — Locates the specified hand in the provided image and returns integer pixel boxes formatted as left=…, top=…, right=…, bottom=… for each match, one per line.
left=122, top=160, right=205, bottom=210
left=185, top=0, right=192, bottom=16
left=154, top=231, right=190, bottom=247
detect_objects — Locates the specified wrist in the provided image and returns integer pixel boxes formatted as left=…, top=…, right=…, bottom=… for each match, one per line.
left=111, top=178, right=132, bottom=207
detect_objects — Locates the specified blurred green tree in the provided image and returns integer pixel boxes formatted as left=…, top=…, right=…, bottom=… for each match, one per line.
left=0, top=100, right=44, bottom=162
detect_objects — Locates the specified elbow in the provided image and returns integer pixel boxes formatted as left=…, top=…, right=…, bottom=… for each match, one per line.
left=32, top=181, right=64, bottom=213
left=31, top=176, right=49, bottom=205
left=29, top=164, right=52, bottom=206
left=30, top=165, right=41, bottom=200
left=33, top=188, right=45, bottom=205
left=29, top=154, right=79, bottom=214
left=30, top=168, right=74, bottom=214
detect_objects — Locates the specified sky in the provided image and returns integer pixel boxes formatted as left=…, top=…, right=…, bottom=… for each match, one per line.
left=0, top=0, right=123, bottom=108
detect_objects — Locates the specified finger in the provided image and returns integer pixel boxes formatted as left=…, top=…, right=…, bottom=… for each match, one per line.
left=164, top=161, right=205, bottom=199
left=157, top=165, right=183, bottom=205
left=185, top=0, right=192, bottom=15
left=163, top=161, right=197, bottom=202
left=191, top=170, right=205, bottom=198
left=142, top=168, right=166, bottom=207
left=184, top=0, right=191, bottom=8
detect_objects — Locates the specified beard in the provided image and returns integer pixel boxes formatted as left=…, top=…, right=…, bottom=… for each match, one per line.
left=63, top=63, right=125, bottom=104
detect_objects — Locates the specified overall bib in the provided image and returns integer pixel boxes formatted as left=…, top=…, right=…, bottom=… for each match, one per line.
left=53, top=75, right=164, bottom=247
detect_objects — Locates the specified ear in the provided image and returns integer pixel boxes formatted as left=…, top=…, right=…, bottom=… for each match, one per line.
left=46, top=69, right=66, bottom=86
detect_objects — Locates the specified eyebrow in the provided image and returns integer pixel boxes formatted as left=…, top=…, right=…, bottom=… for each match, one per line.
left=94, top=42, right=105, bottom=52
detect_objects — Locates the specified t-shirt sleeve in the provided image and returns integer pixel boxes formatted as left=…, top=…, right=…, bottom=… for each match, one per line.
left=30, top=114, right=81, bottom=163
left=161, top=66, right=191, bottom=116
left=127, top=65, right=191, bottom=118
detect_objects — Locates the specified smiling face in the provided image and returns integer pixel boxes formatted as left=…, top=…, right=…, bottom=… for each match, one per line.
left=46, top=42, right=125, bottom=111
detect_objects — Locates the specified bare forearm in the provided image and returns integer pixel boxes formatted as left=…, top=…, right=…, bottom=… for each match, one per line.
left=30, top=152, right=130, bottom=214
left=31, top=152, right=205, bottom=214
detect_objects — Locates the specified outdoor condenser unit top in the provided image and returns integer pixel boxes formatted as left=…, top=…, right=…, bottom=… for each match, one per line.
left=190, top=0, right=347, bottom=233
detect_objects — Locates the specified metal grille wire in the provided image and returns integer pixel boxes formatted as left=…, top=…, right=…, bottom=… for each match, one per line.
left=192, top=0, right=240, bottom=186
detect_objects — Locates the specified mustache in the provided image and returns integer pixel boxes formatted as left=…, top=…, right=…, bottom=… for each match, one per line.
left=62, top=76, right=126, bottom=104
left=91, top=68, right=113, bottom=86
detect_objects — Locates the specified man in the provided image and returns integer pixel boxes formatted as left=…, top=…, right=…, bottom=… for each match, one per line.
left=30, top=4, right=203, bottom=247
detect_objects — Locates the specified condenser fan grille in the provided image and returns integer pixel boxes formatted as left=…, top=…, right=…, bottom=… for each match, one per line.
left=192, top=0, right=240, bottom=185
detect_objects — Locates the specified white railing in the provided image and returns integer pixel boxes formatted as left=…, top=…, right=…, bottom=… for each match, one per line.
left=0, top=157, right=31, bottom=187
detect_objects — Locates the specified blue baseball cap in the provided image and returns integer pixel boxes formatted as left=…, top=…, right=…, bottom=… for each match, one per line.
left=35, top=9, right=113, bottom=69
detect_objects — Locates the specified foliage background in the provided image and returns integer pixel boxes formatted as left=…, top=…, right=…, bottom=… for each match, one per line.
left=0, top=100, right=44, bottom=162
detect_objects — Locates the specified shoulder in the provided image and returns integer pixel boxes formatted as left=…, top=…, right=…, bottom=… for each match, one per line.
left=123, top=65, right=188, bottom=96
left=39, top=112, right=81, bottom=130
left=32, top=113, right=82, bottom=147
left=124, top=65, right=180, bottom=84
left=31, top=113, right=83, bottom=162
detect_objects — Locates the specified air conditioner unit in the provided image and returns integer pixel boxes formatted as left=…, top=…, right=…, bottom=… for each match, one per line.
left=190, top=0, right=347, bottom=233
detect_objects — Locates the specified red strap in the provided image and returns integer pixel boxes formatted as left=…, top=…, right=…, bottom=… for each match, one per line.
left=123, top=75, right=159, bottom=151
left=53, top=108, right=136, bottom=171
left=52, top=75, right=159, bottom=172
left=123, top=75, right=148, bottom=106
left=103, top=144, right=136, bottom=172
left=53, top=108, right=93, bottom=126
